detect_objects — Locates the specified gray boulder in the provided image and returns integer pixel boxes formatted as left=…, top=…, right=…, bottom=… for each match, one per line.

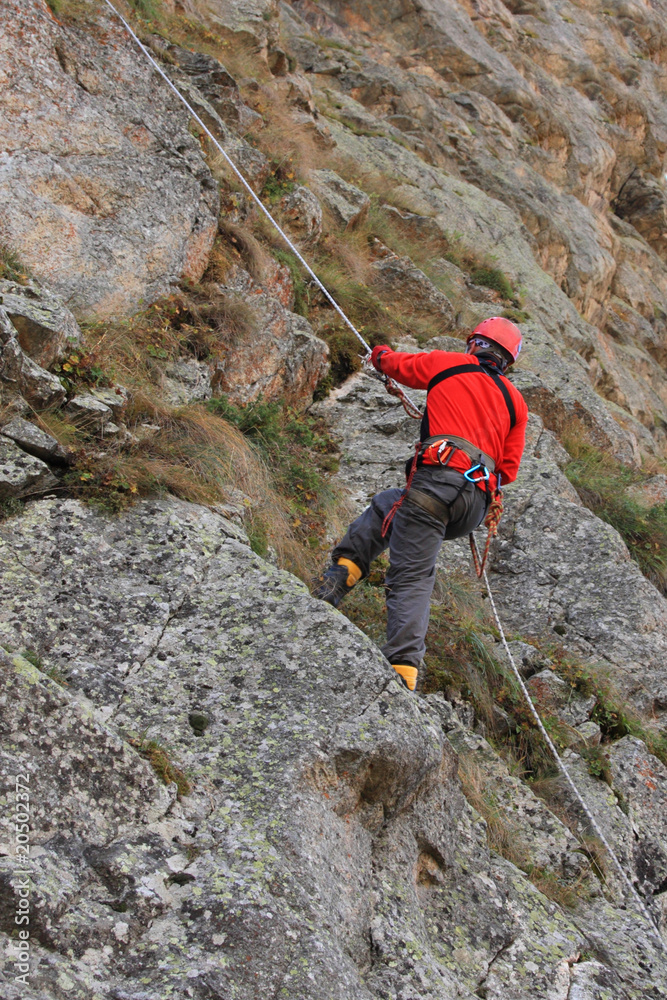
left=0, top=437, right=57, bottom=498
left=87, top=385, right=130, bottom=421
left=280, top=184, right=324, bottom=242
left=626, top=475, right=667, bottom=508
left=310, top=169, right=370, bottom=229
left=0, top=280, right=82, bottom=368
left=211, top=268, right=329, bottom=405
left=161, top=359, right=212, bottom=406
left=0, top=305, right=66, bottom=410
left=373, top=254, right=456, bottom=334
left=0, top=417, right=70, bottom=465
left=64, top=394, right=113, bottom=434
left=527, top=668, right=597, bottom=727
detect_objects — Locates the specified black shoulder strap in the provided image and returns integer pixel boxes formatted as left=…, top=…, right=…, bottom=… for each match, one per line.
left=426, top=364, right=516, bottom=430
left=482, top=367, right=516, bottom=429
left=427, top=364, right=480, bottom=391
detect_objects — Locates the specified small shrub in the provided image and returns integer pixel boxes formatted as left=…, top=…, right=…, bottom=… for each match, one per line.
left=0, top=245, right=29, bottom=284
left=129, top=737, right=191, bottom=797
left=580, top=744, right=612, bottom=783
left=0, top=498, right=24, bottom=522
left=470, top=267, right=515, bottom=301
left=261, top=168, right=297, bottom=205
left=53, top=350, right=112, bottom=396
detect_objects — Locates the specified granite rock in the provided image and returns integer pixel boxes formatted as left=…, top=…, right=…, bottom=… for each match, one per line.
left=0, top=437, right=58, bottom=498
left=0, top=280, right=82, bottom=369
left=0, top=417, right=70, bottom=466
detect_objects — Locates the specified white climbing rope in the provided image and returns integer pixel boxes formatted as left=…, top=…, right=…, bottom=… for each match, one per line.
left=470, top=535, right=665, bottom=950
left=99, top=0, right=423, bottom=417
left=97, top=0, right=663, bottom=949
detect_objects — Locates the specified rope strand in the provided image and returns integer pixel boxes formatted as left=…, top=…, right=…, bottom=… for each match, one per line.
left=99, top=0, right=423, bottom=418
left=470, top=535, right=665, bottom=952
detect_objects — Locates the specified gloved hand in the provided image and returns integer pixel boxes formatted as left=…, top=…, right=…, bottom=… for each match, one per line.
left=370, top=344, right=390, bottom=371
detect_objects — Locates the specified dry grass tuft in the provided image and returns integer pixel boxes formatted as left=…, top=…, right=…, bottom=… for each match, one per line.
left=215, top=221, right=270, bottom=283
left=129, top=737, right=191, bottom=798
left=458, top=756, right=592, bottom=908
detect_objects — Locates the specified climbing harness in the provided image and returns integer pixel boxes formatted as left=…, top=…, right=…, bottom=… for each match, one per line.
left=472, top=533, right=666, bottom=951
left=96, top=1, right=665, bottom=949
left=99, top=0, right=421, bottom=421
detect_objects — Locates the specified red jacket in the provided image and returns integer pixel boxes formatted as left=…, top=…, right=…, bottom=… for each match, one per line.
left=377, top=348, right=528, bottom=490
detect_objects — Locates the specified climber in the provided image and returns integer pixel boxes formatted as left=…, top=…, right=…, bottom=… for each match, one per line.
left=313, top=317, right=528, bottom=693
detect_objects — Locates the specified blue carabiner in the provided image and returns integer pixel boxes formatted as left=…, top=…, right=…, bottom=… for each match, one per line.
left=464, top=463, right=490, bottom=484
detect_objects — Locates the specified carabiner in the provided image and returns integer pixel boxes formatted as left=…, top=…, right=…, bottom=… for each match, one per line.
left=464, top=463, right=490, bottom=483
left=436, top=441, right=454, bottom=466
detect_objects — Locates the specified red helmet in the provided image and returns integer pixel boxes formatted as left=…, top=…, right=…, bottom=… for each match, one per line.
left=466, top=317, right=522, bottom=362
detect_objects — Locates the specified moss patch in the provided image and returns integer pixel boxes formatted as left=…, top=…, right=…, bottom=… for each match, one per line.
left=129, top=737, right=191, bottom=798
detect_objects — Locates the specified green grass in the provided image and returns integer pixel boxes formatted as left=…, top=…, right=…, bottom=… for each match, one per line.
left=206, top=395, right=345, bottom=564
left=546, top=647, right=667, bottom=767
left=563, top=438, right=667, bottom=592
left=469, top=267, right=515, bottom=301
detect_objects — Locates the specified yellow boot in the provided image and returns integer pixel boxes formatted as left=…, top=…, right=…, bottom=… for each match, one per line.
left=392, top=664, right=418, bottom=692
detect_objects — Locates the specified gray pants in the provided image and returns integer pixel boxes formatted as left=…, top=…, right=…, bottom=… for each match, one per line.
left=333, top=467, right=488, bottom=668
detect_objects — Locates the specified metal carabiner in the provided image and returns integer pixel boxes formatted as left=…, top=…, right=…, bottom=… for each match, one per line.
left=436, top=441, right=454, bottom=466
left=464, top=463, right=490, bottom=483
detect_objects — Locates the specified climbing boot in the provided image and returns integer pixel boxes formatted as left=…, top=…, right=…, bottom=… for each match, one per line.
left=312, top=558, right=362, bottom=607
left=392, top=664, right=419, bottom=692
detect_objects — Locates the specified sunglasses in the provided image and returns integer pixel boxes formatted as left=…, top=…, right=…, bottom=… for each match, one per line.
left=466, top=337, right=492, bottom=350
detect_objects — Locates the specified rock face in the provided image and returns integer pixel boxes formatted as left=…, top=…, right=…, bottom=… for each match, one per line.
left=0, top=305, right=65, bottom=410
left=0, top=0, right=219, bottom=320
left=0, top=436, right=57, bottom=498
left=1, top=0, right=667, bottom=995
left=211, top=264, right=329, bottom=404
left=310, top=168, right=371, bottom=228
left=0, top=497, right=665, bottom=999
